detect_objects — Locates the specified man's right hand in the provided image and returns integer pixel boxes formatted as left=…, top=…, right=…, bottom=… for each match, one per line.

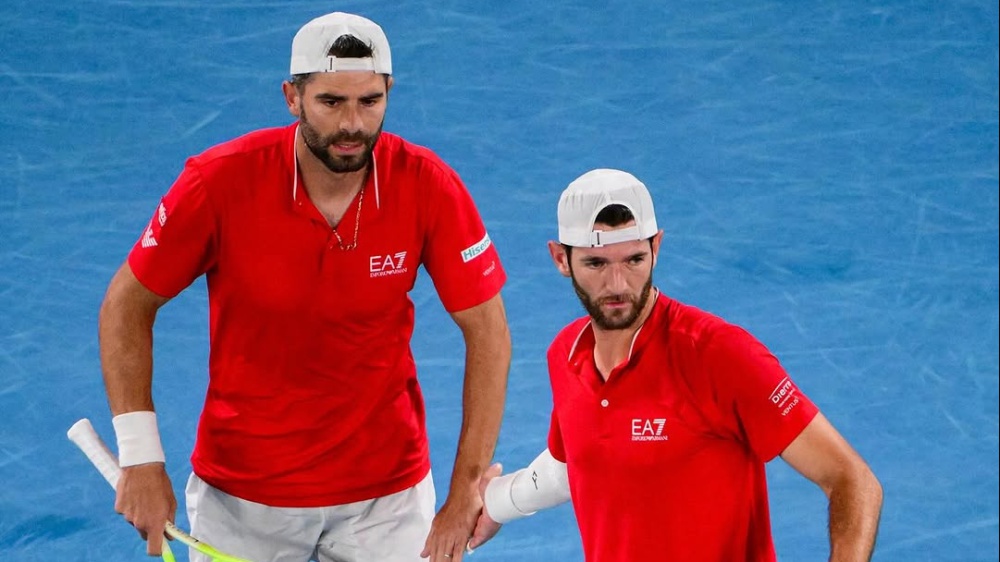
left=114, top=463, right=176, bottom=556
left=467, top=463, right=504, bottom=551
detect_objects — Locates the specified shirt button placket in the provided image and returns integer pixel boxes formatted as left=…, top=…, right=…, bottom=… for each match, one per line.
left=598, top=397, right=612, bottom=441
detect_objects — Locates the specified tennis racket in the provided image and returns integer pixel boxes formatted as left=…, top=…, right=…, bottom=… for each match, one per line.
left=67, top=418, right=254, bottom=562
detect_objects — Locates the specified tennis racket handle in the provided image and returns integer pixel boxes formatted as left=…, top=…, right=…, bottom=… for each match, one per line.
left=67, top=419, right=192, bottom=545
left=68, top=418, right=124, bottom=489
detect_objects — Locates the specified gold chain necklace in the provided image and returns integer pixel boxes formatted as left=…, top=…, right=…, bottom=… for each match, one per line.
left=331, top=185, right=364, bottom=251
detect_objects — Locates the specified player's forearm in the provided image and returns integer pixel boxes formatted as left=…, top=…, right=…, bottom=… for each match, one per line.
left=450, top=335, right=510, bottom=489
left=449, top=297, right=511, bottom=491
left=827, top=467, right=883, bottom=562
left=98, top=265, right=163, bottom=415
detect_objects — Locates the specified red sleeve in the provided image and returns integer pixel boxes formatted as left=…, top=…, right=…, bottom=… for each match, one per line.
left=127, top=160, right=217, bottom=298
left=420, top=163, right=506, bottom=312
left=703, top=326, right=819, bottom=462
left=546, top=409, right=567, bottom=463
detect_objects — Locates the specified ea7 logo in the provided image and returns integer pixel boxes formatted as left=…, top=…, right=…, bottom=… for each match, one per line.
left=631, top=418, right=668, bottom=441
left=370, top=252, right=409, bottom=278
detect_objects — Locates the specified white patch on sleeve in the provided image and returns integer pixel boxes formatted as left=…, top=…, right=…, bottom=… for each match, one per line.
left=768, top=377, right=802, bottom=416
left=460, top=233, right=492, bottom=263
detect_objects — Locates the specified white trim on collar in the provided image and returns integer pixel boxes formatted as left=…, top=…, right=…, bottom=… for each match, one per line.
left=565, top=289, right=660, bottom=363
left=291, top=124, right=381, bottom=210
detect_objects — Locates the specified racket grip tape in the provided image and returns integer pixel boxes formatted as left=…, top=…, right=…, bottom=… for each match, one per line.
left=67, top=418, right=123, bottom=489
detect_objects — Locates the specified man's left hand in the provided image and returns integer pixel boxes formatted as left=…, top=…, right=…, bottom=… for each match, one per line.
left=420, top=480, right=481, bottom=561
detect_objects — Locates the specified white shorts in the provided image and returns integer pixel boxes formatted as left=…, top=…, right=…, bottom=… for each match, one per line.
left=184, top=471, right=436, bottom=562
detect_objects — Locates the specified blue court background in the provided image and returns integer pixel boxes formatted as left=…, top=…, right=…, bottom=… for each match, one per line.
left=1, top=1, right=997, bottom=560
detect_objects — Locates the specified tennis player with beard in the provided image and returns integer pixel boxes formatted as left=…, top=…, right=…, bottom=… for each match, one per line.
left=468, top=169, right=882, bottom=562
left=98, top=12, right=510, bottom=562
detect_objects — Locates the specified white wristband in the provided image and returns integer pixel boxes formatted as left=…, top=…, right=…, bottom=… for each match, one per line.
left=112, top=411, right=166, bottom=467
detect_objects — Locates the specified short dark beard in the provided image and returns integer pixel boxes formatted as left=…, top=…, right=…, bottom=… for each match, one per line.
left=299, top=104, right=382, bottom=173
left=571, top=271, right=653, bottom=331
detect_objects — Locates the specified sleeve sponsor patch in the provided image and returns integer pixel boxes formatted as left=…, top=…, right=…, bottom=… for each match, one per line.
left=460, top=232, right=492, bottom=263
left=141, top=202, right=168, bottom=249
left=768, top=377, right=802, bottom=416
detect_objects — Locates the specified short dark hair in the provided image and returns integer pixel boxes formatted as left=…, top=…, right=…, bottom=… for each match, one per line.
left=563, top=204, right=637, bottom=257
left=593, top=204, right=634, bottom=227
left=290, top=34, right=382, bottom=90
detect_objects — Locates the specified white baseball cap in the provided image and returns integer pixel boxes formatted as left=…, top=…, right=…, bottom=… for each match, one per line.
left=558, top=169, right=658, bottom=247
left=290, top=12, right=392, bottom=75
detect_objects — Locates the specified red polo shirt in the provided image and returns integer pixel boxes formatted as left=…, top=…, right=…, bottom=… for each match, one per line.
left=547, top=292, right=818, bottom=562
left=127, top=124, right=506, bottom=506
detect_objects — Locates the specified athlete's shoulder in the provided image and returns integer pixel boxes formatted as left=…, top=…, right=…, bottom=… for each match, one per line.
left=378, top=132, right=446, bottom=164
left=659, top=294, right=745, bottom=347
left=377, top=132, right=462, bottom=185
left=188, top=124, right=294, bottom=172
